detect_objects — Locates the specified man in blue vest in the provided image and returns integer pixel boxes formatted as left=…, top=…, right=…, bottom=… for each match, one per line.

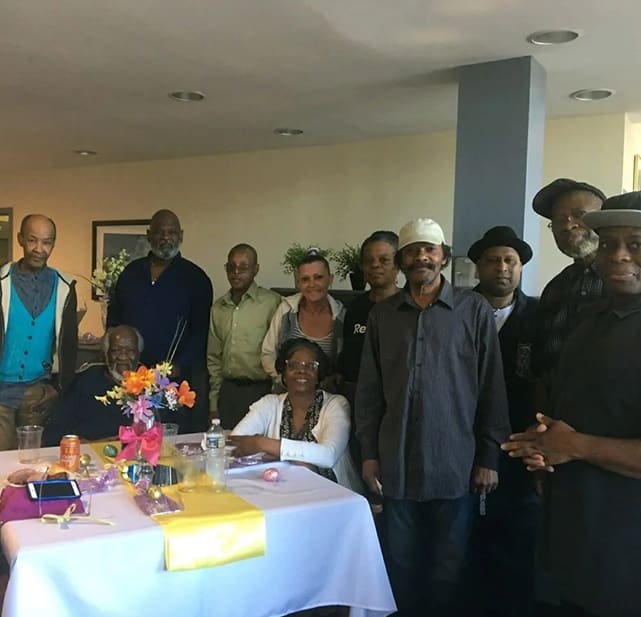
left=0, top=214, right=77, bottom=450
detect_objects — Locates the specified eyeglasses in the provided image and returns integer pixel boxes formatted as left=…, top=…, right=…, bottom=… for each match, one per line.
left=285, top=359, right=319, bottom=372
left=224, top=263, right=252, bottom=274
left=547, top=209, right=590, bottom=229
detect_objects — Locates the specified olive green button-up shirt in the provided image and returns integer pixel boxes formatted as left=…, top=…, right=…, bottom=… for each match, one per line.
left=207, top=282, right=281, bottom=410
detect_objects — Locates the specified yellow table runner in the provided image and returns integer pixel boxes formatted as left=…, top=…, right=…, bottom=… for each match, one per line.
left=91, top=442, right=266, bottom=571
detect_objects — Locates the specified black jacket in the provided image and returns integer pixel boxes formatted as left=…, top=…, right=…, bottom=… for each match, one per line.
left=475, top=287, right=539, bottom=495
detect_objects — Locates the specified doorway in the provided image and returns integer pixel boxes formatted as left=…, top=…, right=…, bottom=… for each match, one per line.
left=0, top=209, right=12, bottom=266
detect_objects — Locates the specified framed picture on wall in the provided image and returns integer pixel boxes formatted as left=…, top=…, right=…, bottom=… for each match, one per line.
left=91, top=219, right=150, bottom=300
left=634, top=154, right=641, bottom=191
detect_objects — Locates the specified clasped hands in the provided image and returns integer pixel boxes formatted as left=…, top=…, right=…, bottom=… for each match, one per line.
left=501, top=412, right=578, bottom=472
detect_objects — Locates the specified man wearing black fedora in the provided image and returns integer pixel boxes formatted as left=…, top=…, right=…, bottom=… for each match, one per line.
left=504, top=192, right=641, bottom=617
left=531, top=178, right=606, bottom=393
left=467, top=226, right=540, bottom=617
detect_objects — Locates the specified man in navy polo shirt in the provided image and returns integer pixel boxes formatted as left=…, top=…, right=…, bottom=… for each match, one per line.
left=107, top=210, right=213, bottom=431
left=0, top=214, right=77, bottom=450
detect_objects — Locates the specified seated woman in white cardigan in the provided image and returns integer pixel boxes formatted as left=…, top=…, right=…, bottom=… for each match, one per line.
left=229, top=338, right=361, bottom=491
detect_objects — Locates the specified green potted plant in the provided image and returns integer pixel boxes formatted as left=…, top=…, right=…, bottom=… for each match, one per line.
left=282, top=243, right=331, bottom=280
left=330, top=244, right=365, bottom=290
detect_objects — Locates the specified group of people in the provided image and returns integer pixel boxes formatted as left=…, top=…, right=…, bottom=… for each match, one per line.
left=0, top=177, right=638, bottom=617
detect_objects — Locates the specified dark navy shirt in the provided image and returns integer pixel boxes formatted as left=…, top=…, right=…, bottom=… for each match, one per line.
left=43, top=365, right=132, bottom=444
left=106, top=253, right=213, bottom=377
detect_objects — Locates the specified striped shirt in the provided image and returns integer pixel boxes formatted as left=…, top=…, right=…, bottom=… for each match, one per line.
left=290, top=316, right=335, bottom=363
left=534, top=262, right=603, bottom=381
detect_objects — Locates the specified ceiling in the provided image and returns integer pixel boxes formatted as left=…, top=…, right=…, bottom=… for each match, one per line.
left=1, top=0, right=640, bottom=171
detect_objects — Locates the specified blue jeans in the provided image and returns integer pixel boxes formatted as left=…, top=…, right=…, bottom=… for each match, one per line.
left=384, top=495, right=474, bottom=617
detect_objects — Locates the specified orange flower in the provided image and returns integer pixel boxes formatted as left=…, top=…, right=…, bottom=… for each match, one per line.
left=176, top=380, right=196, bottom=408
left=122, top=366, right=154, bottom=396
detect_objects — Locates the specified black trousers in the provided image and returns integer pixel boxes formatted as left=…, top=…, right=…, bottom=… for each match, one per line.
left=559, top=601, right=600, bottom=617
left=384, top=495, right=474, bottom=617
left=217, top=378, right=272, bottom=430
left=468, top=489, right=541, bottom=617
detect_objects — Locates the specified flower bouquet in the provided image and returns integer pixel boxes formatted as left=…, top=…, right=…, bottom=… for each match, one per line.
left=91, top=249, right=130, bottom=300
left=96, top=362, right=196, bottom=465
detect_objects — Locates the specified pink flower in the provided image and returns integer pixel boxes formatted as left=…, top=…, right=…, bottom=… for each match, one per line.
left=128, top=397, right=153, bottom=423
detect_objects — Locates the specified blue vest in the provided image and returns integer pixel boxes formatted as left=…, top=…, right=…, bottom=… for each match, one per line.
left=0, top=276, right=58, bottom=383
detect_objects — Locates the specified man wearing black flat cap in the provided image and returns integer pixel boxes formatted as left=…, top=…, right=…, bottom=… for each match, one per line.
left=468, top=226, right=540, bottom=617
left=532, top=178, right=606, bottom=393
left=504, top=191, right=641, bottom=617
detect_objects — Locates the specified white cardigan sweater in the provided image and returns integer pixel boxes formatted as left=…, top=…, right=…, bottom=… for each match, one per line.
left=232, top=391, right=362, bottom=492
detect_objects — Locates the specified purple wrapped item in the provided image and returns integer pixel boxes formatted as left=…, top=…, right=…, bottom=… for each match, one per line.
left=77, top=467, right=119, bottom=493
left=0, top=485, right=85, bottom=523
left=134, top=491, right=183, bottom=516
left=229, top=452, right=266, bottom=468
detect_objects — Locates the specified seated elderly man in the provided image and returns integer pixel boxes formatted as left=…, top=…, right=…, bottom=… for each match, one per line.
left=43, top=325, right=142, bottom=445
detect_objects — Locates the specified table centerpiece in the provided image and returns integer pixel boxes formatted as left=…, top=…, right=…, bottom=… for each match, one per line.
left=96, top=361, right=195, bottom=466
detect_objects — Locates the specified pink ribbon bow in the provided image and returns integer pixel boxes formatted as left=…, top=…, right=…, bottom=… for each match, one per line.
left=116, top=423, right=163, bottom=466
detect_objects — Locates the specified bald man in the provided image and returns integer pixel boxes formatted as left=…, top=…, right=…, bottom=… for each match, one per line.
left=107, top=210, right=213, bottom=431
left=0, top=214, right=77, bottom=449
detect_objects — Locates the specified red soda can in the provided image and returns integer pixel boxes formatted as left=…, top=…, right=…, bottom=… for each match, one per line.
left=60, top=435, right=80, bottom=472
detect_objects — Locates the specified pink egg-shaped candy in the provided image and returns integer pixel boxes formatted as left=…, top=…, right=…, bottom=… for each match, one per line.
left=263, top=467, right=280, bottom=482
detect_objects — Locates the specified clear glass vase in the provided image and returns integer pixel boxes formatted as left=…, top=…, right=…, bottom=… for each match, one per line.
left=130, top=412, right=159, bottom=488
left=132, top=412, right=158, bottom=461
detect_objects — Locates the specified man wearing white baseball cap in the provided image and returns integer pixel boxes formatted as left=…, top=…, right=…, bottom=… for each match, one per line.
left=504, top=192, right=641, bottom=617
left=356, top=217, right=510, bottom=616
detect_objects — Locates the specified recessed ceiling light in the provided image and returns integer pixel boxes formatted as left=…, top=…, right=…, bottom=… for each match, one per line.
left=526, top=30, right=580, bottom=45
left=273, top=128, right=304, bottom=136
left=74, top=150, right=97, bottom=156
left=168, top=90, right=205, bottom=102
left=570, top=88, right=615, bottom=101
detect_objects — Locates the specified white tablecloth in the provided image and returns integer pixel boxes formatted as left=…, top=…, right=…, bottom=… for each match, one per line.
left=0, top=441, right=396, bottom=617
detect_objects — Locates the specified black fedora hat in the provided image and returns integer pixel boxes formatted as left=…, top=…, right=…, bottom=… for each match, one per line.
left=467, top=226, right=533, bottom=265
left=532, top=178, right=606, bottom=219
left=584, top=191, right=641, bottom=231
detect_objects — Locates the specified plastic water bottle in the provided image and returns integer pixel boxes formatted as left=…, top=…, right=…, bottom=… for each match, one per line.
left=204, top=419, right=226, bottom=492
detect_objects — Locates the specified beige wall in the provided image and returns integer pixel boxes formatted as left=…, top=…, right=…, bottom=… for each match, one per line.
left=0, top=113, right=628, bottom=335
left=538, top=113, right=626, bottom=292
left=623, top=114, right=641, bottom=192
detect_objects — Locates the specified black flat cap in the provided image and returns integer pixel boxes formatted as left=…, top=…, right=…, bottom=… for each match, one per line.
left=532, top=178, right=606, bottom=219
left=467, top=226, right=533, bottom=265
left=584, top=191, right=641, bottom=230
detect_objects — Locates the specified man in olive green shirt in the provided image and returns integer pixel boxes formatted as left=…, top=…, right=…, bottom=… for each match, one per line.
left=207, top=244, right=281, bottom=429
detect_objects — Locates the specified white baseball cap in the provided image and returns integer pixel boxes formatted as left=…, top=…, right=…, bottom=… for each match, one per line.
left=398, top=218, right=446, bottom=250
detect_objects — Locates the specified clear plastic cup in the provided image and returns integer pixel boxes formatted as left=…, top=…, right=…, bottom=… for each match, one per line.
left=161, top=423, right=179, bottom=456
left=175, top=450, right=206, bottom=493
left=16, top=425, right=44, bottom=463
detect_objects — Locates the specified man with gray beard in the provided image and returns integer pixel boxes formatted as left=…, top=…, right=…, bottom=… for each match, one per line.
left=532, top=179, right=605, bottom=391
left=108, top=210, right=213, bottom=431
left=43, top=325, right=143, bottom=443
